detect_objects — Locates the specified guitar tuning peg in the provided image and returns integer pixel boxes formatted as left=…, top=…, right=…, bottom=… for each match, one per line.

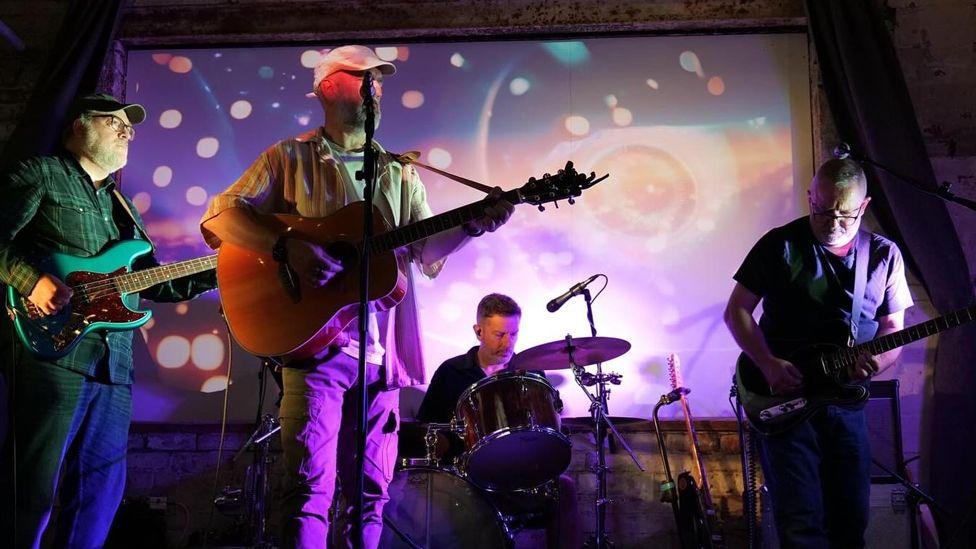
left=568, top=197, right=575, bottom=205
left=553, top=201, right=559, bottom=209
left=537, top=205, right=546, bottom=212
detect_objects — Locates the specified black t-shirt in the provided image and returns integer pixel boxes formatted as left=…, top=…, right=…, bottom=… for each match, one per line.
left=733, top=217, right=913, bottom=358
left=417, top=346, right=491, bottom=423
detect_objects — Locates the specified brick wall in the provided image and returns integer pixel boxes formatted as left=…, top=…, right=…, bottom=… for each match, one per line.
left=122, top=419, right=748, bottom=548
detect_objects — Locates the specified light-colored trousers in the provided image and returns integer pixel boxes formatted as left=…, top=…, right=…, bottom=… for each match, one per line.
left=279, top=350, right=399, bottom=549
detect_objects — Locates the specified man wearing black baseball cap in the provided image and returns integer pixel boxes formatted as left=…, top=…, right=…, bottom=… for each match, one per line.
left=0, top=92, right=215, bottom=547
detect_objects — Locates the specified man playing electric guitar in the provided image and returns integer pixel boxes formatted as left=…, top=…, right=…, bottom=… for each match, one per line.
left=723, top=158, right=913, bottom=548
left=200, top=45, right=513, bottom=549
left=0, top=93, right=216, bottom=548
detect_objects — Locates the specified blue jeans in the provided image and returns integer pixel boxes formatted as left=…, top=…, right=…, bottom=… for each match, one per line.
left=12, top=359, right=131, bottom=549
left=759, top=405, right=871, bottom=548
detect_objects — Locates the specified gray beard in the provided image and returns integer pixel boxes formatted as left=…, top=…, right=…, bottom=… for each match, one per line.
left=346, top=103, right=382, bottom=131
left=84, top=131, right=127, bottom=173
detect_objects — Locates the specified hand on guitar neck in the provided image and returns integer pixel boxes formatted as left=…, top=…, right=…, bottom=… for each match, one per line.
left=461, top=187, right=515, bottom=237
left=27, top=273, right=73, bottom=316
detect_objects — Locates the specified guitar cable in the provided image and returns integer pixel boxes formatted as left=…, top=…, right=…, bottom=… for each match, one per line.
left=730, top=387, right=761, bottom=549
left=202, top=320, right=235, bottom=547
left=6, top=305, right=19, bottom=545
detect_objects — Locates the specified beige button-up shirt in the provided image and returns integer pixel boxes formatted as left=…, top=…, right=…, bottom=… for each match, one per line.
left=200, top=127, right=443, bottom=387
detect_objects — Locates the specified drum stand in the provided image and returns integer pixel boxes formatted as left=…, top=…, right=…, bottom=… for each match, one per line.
left=569, top=290, right=645, bottom=549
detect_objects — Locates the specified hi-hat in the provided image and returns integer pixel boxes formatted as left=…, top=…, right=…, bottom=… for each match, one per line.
left=511, top=336, right=631, bottom=371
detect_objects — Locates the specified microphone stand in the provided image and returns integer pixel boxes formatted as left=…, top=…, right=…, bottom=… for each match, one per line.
left=570, top=289, right=644, bottom=549
left=353, top=70, right=377, bottom=549
left=840, top=144, right=976, bottom=213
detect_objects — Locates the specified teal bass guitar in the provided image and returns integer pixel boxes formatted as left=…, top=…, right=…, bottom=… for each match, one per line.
left=6, top=239, right=216, bottom=359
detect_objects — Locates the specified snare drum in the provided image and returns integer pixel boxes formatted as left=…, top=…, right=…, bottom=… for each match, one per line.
left=454, top=371, right=571, bottom=491
left=380, top=466, right=512, bottom=548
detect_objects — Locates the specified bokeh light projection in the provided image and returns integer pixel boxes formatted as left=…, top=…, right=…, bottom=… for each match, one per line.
left=125, top=35, right=812, bottom=422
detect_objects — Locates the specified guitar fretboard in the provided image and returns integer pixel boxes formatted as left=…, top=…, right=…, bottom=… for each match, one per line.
left=368, top=188, right=522, bottom=254
left=114, top=255, right=218, bottom=294
left=831, top=304, right=976, bottom=370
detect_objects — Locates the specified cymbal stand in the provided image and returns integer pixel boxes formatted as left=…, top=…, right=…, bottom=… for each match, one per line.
left=570, top=290, right=645, bottom=549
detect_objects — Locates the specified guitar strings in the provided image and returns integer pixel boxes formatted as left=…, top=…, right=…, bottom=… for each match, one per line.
left=62, top=256, right=217, bottom=304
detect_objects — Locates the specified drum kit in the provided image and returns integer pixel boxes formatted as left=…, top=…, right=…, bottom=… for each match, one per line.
left=384, top=335, right=643, bottom=549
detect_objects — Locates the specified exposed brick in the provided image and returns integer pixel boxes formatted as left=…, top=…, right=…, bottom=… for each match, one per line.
left=719, top=433, right=741, bottom=453
left=147, top=432, right=197, bottom=451
left=127, top=451, right=172, bottom=472
left=197, top=431, right=248, bottom=451
left=127, top=432, right=147, bottom=451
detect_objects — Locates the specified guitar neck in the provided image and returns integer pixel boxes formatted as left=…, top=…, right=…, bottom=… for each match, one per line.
left=835, top=305, right=976, bottom=369
left=116, top=255, right=218, bottom=293
left=369, top=188, right=521, bottom=253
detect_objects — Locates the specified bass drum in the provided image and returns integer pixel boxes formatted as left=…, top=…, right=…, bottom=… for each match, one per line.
left=380, top=466, right=511, bottom=549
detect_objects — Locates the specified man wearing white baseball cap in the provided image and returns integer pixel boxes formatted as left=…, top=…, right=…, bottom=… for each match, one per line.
left=201, top=45, right=513, bottom=548
left=1, top=92, right=215, bottom=548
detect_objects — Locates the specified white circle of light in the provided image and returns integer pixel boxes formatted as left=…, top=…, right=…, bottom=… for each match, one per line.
left=159, top=109, right=182, bottom=129
left=201, top=375, right=229, bottom=393
left=191, top=334, right=225, bottom=371
left=152, top=166, right=172, bottom=187
left=564, top=115, right=590, bottom=136
left=428, top=148, right=452, bottom=169
left=156, top=335, right=191, bottom=369
left=230, top=100, right=252, bottom=119
left=186, top=186, right=208, bottom=206
left=509, top=78, right=530, bottom=96
left=196, top=137, right=219, bottom=158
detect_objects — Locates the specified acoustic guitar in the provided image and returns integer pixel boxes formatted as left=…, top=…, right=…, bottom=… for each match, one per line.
left=215, top=161, right=606, bottom=359
left=735, top=304, right=976, bottom=435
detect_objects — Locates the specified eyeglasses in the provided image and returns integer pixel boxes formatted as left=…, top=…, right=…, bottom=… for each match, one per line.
left=92, top=114, right=135, bottom=140
left=809, top=200, right=866, bottom=226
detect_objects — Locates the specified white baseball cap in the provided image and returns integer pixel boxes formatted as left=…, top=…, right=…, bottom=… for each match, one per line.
left=307, top=45, right=396, bottom=98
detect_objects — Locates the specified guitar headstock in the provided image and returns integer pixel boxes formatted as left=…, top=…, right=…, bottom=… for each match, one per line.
left=515, top=161, right=608, bottom=210
left=667, top=352, right=683, bottom=391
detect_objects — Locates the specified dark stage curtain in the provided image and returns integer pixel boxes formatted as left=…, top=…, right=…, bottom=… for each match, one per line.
left=807, top=0, right=976, bottom=544
left=0, top=0, right=123, bottom=169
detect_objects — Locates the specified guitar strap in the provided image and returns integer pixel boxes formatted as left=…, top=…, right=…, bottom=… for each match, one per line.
left=111, top=189, right=157, bottom=252
left=390, top=150, right=493, bottom=194
left=849, top=231, right=870, bottom=346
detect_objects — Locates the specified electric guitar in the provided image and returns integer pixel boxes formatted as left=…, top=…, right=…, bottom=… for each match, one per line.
left=735, top=304, right=976, bottom=435
left=6, top=239, right=217, bottom=359
left=215, top=161, right=607, bottom=359
left=668, top=353, right=726, bottom=549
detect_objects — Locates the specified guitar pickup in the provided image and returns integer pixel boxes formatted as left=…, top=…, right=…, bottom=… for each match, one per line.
left=759, top=397, right=808, bottom=422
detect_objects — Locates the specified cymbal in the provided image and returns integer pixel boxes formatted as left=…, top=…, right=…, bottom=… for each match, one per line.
left=511, top=336, right=631, bottom=371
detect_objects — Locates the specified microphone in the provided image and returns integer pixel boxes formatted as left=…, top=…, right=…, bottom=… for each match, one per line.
left=833, top=142, right=853, bottom=160
left=546, top=274, right=599, bottom=312
left=360, top=70, right=374, bottom=100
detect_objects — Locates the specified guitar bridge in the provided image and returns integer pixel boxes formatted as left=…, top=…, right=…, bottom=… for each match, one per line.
left=758, top=397, right=808, bottom=422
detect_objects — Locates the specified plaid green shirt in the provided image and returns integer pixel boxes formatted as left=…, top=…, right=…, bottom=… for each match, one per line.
left=0, top=152, right=214, bottom=383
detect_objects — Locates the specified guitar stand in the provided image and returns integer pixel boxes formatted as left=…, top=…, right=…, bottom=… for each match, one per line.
left=653, top=388, right=715, bottom=549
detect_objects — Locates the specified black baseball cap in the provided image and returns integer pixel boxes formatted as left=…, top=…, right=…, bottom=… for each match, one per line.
left=66, top=92, right=147, bottom=125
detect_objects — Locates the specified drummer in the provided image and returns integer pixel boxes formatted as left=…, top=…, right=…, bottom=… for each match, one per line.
left=417, top=292, right=521, bottom=421
left=417, top=293, right=582, bottom=549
